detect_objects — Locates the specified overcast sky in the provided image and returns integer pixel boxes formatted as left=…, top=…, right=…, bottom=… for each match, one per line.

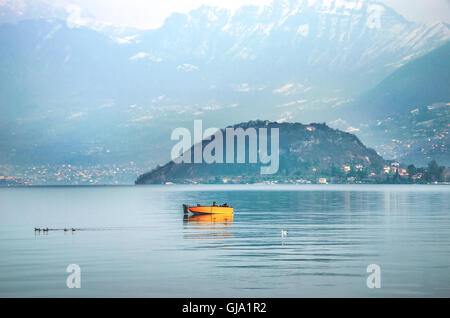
left=2, top=0, right=450, bottom=29
left=382, top=0, right=450, bottom=23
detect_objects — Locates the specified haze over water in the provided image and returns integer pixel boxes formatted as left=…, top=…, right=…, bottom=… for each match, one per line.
left=0, top=185, right=449, bottom=297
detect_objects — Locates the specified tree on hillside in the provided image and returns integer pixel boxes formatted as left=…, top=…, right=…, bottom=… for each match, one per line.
left=425, top=160, right=445, bottom=182
left=407, top=164, right=417, bottom=177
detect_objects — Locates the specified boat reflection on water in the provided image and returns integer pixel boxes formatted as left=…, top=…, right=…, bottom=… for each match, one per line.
left=183, top=213, right=234, bottom=241
left=184, top=213, right=234, bottom=223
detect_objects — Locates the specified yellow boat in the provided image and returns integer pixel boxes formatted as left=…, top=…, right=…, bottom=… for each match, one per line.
left=183, top=204, right=233, bottom=215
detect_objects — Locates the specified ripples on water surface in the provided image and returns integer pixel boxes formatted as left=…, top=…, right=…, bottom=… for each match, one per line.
left=0, top=185, right=449, bottom=297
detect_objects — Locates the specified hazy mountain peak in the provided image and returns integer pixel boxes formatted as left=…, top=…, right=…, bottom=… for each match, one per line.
left=1, top=1, right=449, bottom=172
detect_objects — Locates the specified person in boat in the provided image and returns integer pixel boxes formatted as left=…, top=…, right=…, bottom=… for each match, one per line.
left=213, top=201, right=217, bottom=207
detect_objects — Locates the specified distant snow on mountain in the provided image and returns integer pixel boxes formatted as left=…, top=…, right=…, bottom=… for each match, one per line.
left=0, top=0, right=449, bottom=171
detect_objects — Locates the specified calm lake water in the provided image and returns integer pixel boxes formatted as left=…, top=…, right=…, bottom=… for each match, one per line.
left=0, top=184, right=449, bottom=297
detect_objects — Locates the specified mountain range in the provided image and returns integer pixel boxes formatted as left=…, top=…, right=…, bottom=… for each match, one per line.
left=332, top=41, right=450, bottom=166
left=0, top=0, right=449, bottom=183
left=347, top=41, right=450, bottom=120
